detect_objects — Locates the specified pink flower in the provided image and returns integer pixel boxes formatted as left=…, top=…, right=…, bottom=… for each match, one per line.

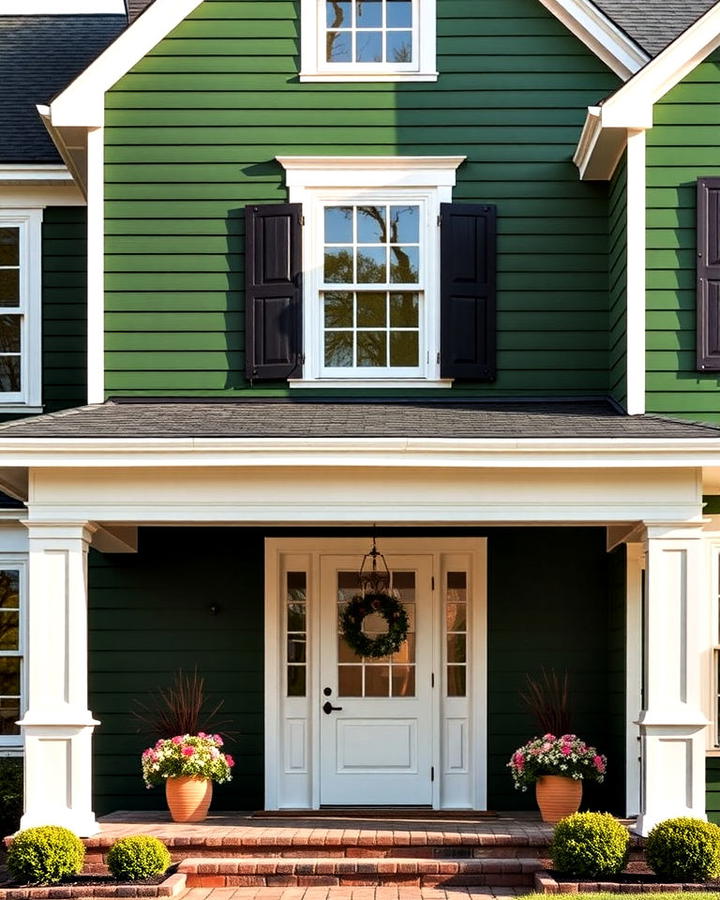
left=542, top=734, right=556, bottom=741
left=593, top=755, right=605, bottom=773
left=225, top=754, right=235, bottom=767
left=172, top=736, right=183, bottom=745
left=182, top=746, right=195, bottom=756
left=560, top=735, right=575, bottom=743
left=561, top=745, right=571, bottom=756
left=213, top=734, right=224, bottom=746
left=198, top=732, right=207, bottom=738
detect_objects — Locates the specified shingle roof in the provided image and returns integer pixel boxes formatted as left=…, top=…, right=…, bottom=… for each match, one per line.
left=0, top=15, right=127, bottom=163
left=592, top=0, right=718, bottom=56
left=0, top=399, right=717, bottom=440
left=126, top=0, right=155, bottom=22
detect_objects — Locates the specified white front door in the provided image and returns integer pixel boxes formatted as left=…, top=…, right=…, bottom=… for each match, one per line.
left=318, top=554, right=434, bottom=806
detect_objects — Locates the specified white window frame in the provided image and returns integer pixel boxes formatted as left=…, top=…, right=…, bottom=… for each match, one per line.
left=300, top=0, right=438, bottom=82
left=0, top=210, right=43, bottom=410
left=0, top=557, right=27, bottom=750
left=277, top=156, right=464, bottom=388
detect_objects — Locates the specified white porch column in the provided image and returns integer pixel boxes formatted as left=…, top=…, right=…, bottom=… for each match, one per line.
left=636, top=523, right=709, bottom=835
left=19, top=522, right=100, bottom=837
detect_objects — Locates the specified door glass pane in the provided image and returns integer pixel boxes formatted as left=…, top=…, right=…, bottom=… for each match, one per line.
left=365, top=665, right=389, bottom=697
left=445, top=571, right=468, bottom=697
left=339, top=665, right=362, bottom=696
left=287, top=571, right=307, bottom=697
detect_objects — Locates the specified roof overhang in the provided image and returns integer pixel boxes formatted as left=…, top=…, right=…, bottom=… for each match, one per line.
left=575, top=0, right=720, bottom=179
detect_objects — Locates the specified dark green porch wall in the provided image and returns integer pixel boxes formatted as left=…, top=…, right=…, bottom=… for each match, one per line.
left=103, top=0, right=618, bottom=399
left=609, top=155, right=627, bottom=410
left=646, top=49, right=720, bottom=423
left=89, top=526, right=622, bottom=814
left=708, top=758, right=720, bottom=824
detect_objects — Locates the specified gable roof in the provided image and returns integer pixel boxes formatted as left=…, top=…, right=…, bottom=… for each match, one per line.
left=0, top=14, right=126, bottom=163
left=126, top=0, right=154, bottom=23
left=591, top=0, right=717, bottom=56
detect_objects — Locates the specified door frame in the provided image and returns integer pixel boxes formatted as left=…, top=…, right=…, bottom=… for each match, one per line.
left=264, top=537, right=487, bottom=810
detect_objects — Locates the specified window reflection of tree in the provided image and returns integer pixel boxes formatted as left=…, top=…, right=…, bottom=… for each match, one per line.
left=0, top=570, right=20, bottom=734
left=326, top=1, right=347, bottom=61
left=0, top=315, right=19, bottom=392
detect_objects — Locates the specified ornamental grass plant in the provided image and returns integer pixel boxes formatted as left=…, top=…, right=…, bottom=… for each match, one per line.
left=141, top=733, right=235, bottom=788
left=508, top=733, right=607, bottom=790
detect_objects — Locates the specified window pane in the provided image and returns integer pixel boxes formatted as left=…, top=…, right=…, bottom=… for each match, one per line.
left=327, top=31, right=352, bottom=61
left=0, top=316, right=21, bottom=354
left=357, top=206, right=386, bottom=244
left=326, top=0, right=351, bottom=28
left=339, top=635, right=362, bottom=663
left=357, top=247, right=386, bottom=283
left=390, top=293, right=419, bottom=327
left=0, top=658, right=20, bottom=695
left=0, top=611, right=18, bottom=651
left=387, top=30, right=412, bottom=62
left=391, top=633, right=415, bottom=663
left=390, top=246, right=419, bottom=283
left=390, top=206, right=419, bottom=244
left=390, top=331, right=418, bottom=367
left=447, top=633, right=467, bottom=663
left=357, top=292, right=386, bottom=327
left=325, top=206, right=353, bottom=243
left=391, top=666, right=415, bottom=697
left=448, top=571, right=467, bottom=592
left=357, top=30, right=383, bottom=62
left=0, top=229, right=19, bottom=267
left=447, top=666, right=466, bottom=698
left=362, top=610, right=390, bottom=635
left=339, top=666, right=362, bottom=697
left=325, top=247, right=353, bottom=283
left=287, top=635, right=306, bottom=663
left=365, top=665, right=389, bottom=696
left=356, top=0, right=382, bottom=27
left=325, top=331, right=353, bottom=367
left=0, top=697, right=19, bottom=735
left=387, top=0, right=412, bottom=27
left=325, top=292, right=354, bottom=328
left=357, top=331, right=386, bottom=367
left=446, top=602, right=467, bottom=632
left=0, top=270, right=19, bottom=307
left=0, top=571, right=20, bottom=609
left=287, top=665, right=306, bottom=697
left=287, top=604, right=305, bottom=631
left=0, top=357, right=20, bottom=393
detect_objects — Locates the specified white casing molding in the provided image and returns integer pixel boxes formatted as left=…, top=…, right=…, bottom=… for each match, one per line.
left=86, top=128, right=105, bottom=405
left=625, top=542, right=643, bottom=817
left=19, top=522, right=99, bottom=836
left=636, top=523, right=710, bottom=835
left=535, top=0, right=648, bottom=80
left=625, top=130, right=646, bottom=415
left=0, top=0, right=124, bottom=10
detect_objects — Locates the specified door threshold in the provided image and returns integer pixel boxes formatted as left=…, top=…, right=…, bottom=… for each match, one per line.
left=253, top=808, right=497, bottom=819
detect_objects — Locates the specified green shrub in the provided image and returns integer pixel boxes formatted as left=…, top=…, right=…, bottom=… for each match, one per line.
left=646, top=817, right=720, bottom=882
left=7, top=826, right=85, bottom=885
left=550, top=812, right=629, bottom=878
left=0, top=757, right=22, bottom=837
left=106, top=835, right=171, bottom=881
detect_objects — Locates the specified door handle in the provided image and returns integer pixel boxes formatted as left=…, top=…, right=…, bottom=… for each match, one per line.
left=323, top=701, right=343, bottom=715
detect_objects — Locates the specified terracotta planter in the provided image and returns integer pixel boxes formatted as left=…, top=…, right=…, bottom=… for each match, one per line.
left=165, top=776, right=213, bottom=822
left=535, top=775, right=582, bottom=823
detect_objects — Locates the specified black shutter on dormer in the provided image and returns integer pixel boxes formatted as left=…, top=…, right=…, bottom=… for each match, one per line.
left=697, top=178, right=720, bottom=371
left=245, top=203, right=303, bottom=381
left=440, top=203, right=497, bottom=381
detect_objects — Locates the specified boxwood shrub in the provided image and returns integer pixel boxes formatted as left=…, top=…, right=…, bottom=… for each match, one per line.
left=107, top=835, right=172, bottom=881
left=550, top=812, right=629, bottom=878
left=646, top=817, right=720, bottom=882
left=7, top=826, right=85, bottom=885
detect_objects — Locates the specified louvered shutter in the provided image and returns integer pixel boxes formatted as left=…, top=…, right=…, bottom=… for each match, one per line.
left=440, top=203, right=497, bottom=381
left=245, top=203, right=303, bottom=381
left=697, top=178, right=720, bottom=371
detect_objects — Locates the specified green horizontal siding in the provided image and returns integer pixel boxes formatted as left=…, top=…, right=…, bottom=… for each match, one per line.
left=708, top=757, right=720, bottom=823
left=609, top=155, right=627, bottom=410
left=646, top=50, right=720, bottom=423
left=104, top=0, right=619, bottom=399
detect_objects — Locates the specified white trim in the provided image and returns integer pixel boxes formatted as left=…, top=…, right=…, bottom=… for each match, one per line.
left=575, top=1, right=720, bottom=180
left=290, top=379, right=452, bottom=389
left=0, top=166, right=75, bottom=185
left=86, top=129, right=105, bottom=405
left=299, top=0, right=437, bottom=83
left=536, top=0, right=649, bottom=80
left=278, top=156, right=466, bottom=181
left=625, top=542, right=643, bottom=817
left=0, top=187, right=84, bottom=209
left=625, top=130, right=646, bottom=415
left=0, top=0, right=125, bottom=11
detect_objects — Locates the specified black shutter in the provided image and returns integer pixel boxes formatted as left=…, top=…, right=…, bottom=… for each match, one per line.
left=440, top=203, right=497, bottom=381
left=245, top=203, right=303, bottom=381
left=697, top=178, right=720, bottom=371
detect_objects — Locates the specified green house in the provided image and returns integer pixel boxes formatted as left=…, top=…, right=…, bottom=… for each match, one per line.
left=3, top=0, right=720, bottom=836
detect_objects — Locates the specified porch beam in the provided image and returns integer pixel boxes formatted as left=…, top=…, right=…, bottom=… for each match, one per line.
left=18, top=521, right=100, bottom=836
left=636, top=523, right=709, bottom=835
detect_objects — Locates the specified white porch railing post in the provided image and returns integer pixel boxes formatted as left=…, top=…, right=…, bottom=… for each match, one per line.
left=636, top=523, right=709, bottom=835
left=19, top=521, right=100, bottom=837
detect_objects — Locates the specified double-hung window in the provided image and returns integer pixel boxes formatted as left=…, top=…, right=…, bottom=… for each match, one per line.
left=0, top=211, right=42, bottom=409
left=301, top=0, right=438, bottom=81
left=0, top=560, right=25, bottom=746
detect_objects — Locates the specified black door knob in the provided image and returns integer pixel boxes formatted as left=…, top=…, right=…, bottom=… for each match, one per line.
left=323, top=701, right=343, bottom=715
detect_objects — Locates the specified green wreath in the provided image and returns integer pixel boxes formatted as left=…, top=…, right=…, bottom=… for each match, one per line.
left=341, top=592, right=409, bottom=659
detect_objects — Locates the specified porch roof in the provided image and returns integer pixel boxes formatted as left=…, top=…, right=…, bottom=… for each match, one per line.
left=0, top=398, right=718, bottom=440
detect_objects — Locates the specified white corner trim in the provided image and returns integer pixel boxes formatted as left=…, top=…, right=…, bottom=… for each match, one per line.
left=86, top=128, right=105, bottom=405
left=48, top=0, right=204, bottom=128
left=536, top=0, right=649, bottom=80
left=575, top=1, right=720, bottom=180
left=0, top=0, right=124, bottom=10
left=626, top=129, right=646, bottom=415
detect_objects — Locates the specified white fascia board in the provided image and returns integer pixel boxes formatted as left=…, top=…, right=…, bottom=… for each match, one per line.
left=49, top=0, right=204, bottom=128
left=0, top=0, right=124, bottom=10
left=0, top=165, right=74, bottom=185
left=277, top=156, right=466, bottom=189
left=0, top=437, right=719, bottom=469
left=536, top=0, right=649, bottom=80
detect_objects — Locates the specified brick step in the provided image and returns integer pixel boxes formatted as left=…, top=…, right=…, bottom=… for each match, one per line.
left=176, top=856, right=544, bottom=888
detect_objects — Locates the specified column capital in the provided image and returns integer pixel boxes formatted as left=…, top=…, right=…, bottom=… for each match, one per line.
left=642, top=521, right=706, bottom=541
left=23, top=521, right=98, bottom=543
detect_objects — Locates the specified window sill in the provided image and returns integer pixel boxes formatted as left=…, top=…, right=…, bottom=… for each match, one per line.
left=0, top=405, right=43, bottom=415
left=300, top=72, right=439, bottom=83
left=289, top=378, right=453, bottom=389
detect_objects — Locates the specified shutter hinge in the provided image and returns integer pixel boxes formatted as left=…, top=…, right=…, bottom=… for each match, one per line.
left=431, top=672, right=435, bottom=688
left=300, top=215, right=305, bottom=226
left=431, top=766, right=435, bottom=782
left=436, top=352, right=441, bottom=364
left=431, top=575, right=435, bottom=590
left=300, top=353, right=306, bottom=364
left=437, top=215, right=442, bottom=226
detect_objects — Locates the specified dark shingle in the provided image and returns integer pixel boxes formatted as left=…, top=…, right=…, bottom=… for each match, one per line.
left=127, top=0, right=155, bottom=22
left=0, top=399, right=717, bottom=440
left=592, top=0, right=717, bottom=56
left=0, top=15, right=127, bottom=163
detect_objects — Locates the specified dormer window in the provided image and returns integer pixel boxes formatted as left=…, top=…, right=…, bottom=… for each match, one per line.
left=300, top=0, right=438, bottom=82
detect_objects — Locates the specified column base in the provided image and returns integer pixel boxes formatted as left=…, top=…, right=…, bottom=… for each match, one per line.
left=19, top=811, right=99, bottom=838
